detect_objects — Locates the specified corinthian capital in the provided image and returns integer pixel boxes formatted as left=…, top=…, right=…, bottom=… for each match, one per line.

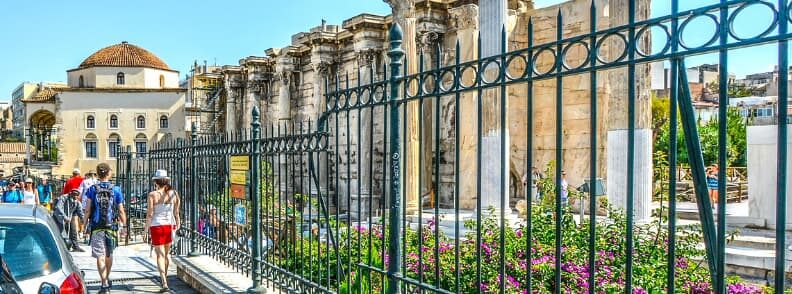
left=383, top=0, right=416, bottom=20
left=357, top=49, right=381, bottom=67
left=277, top=71, right=291, bottom=86
left=417, top=31, right=441, bottom=52
left=312, top=61, right=332, bottom=77
left=449, top=4, right=479, bottom=31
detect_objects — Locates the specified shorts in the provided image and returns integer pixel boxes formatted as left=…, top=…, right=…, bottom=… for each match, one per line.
left=150, top=225, right=174, bottom=246
left=90, top=230, right=118, bottom=258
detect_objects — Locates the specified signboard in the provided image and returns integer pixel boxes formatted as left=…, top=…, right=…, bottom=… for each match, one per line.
left=230, top=170, right=247, bottom=185
left=231, top=184, right=247, bottom=200
left=234, top=204, right=246, bottom=226
left=230, top=155, right=250, bottom=171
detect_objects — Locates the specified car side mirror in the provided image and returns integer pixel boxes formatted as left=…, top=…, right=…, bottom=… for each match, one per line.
left=37, top=282, right=59, bottom=294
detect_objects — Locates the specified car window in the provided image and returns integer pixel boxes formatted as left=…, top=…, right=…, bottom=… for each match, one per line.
left=0, top=223, right=62, bottom=280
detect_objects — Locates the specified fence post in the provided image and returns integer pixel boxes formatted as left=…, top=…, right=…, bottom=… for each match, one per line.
left=249, top=106, right=265, bottom=293
left=188, top=123, right=200, bottom=257
left=124, top=145, right=132, bottom=245
left=386, top=23, right=404, bottom=294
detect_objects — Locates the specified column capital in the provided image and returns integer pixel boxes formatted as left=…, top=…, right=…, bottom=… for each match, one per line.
left=448, top=4, right=479, bottom=31
left=357, top=48, right=382, bottom=67
left=416, top=31, right=442, bottom=53
left=311, top=61, right=333, bottom=77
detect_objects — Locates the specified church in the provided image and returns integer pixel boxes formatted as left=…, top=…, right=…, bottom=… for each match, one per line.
left=23, top=41, right=186, bottom=176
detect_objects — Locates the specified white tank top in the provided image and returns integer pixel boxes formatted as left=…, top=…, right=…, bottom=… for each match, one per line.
left=22, top=190, right=36, bottom=205
left=151, top=190, right=175, bottom=227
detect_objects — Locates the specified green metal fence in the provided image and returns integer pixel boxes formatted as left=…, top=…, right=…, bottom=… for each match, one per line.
left=116, top=0, right=791, bottom=293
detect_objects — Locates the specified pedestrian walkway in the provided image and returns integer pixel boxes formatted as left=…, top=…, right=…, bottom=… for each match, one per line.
left=71, top=241, right=196, bottom=293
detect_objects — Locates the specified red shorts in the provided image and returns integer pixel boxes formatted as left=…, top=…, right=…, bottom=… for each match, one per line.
left=150, top=225, right=173, bottom=246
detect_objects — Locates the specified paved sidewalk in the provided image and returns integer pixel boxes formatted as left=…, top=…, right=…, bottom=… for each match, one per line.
left=71, top=241, right=196, bottom=293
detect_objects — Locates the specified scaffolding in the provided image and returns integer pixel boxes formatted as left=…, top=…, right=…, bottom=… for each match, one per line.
left=186, top=62, right=226, bottom=134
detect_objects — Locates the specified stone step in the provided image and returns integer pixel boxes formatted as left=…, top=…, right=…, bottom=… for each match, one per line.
left=729, top=235, right=777, bottom=251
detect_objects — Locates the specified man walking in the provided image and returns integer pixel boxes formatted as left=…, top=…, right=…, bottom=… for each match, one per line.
left=54, top=188, right=85, bottom=252
left=83, top=163, right=126, bottom=292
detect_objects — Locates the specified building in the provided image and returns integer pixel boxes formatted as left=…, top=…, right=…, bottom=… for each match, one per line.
left=11, top=82, right=66, bottom=138
left=183, top=0, right=657, bottom=220
left=0, top=143, right=30, bottom=176
left=22, top=41, right=187, bottom=175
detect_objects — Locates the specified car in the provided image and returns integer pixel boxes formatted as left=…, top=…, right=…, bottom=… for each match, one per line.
left=0, top=254, right=59, bottom=294
left=0, top=204, right=85, bottom=294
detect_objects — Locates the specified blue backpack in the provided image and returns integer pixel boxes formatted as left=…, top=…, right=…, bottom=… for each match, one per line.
left=90, top=183, right=119, bottom=229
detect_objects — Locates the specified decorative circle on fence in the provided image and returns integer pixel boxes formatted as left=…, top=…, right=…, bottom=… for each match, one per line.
left=422, top=72, right=437, bottom=95
left=459, top=64, right=478, bottom=88
left=439, top=69, right=456, bottom=92
left=505, top=53, right=528, bottom=80
left=678, top=12, right=720, bottom=50
left=561, top=40, right=590, bottom=70
left=595, top=32, right=628, bottom=64
left=728, top=1, right=777, bottom=41
left=636, top=23, right=671, bottom=57
left=532, top=46, right=557, bottom=76
left=480, top=59, right=502, bottom=85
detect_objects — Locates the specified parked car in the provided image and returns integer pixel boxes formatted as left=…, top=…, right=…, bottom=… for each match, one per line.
left=0, top=254, right=59, bottom=294
left=0, top=204, right=85, bottom=294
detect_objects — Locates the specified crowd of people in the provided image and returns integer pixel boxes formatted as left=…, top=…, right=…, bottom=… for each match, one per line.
left=0, top=165, right=180, bottom=293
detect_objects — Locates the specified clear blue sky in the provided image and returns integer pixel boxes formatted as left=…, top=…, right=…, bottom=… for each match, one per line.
left=0, top=0, right=783, bottom=101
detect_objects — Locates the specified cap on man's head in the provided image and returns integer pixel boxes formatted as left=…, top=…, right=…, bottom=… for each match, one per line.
left=69, top=188, right=80, bottom=195
left=72, top=168, right=81, bottom=174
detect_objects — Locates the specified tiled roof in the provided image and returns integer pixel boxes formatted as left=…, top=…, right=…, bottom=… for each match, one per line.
left=79, top=41, right=170, bottom=71
left=24, top=87, right=60, bottom=102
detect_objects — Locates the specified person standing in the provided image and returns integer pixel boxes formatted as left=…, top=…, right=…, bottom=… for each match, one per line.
left=1, top=182, right=22, bottom=203
left=54, top=189, right=85, bottom=252
left=63, top=168, right=84, bottom=196
left=707, top=164, right=719, bottom=205
left=145, top=170, right=180, bottom=292
left=560, top=170, right=569, bottom=205
left=83, top=163, right=126, bottom=292
left=21, top=178, right=40, bottom=206
left=38, top=178, right=53, bottom=210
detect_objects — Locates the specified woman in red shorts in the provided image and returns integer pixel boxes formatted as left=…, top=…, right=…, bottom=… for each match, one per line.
left=145, top=170, right=180, bottom=292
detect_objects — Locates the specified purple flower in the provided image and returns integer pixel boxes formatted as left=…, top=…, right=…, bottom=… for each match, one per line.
left=515, top=229, right=523, bottom=238
left=633, top=288, right=647, bottom=294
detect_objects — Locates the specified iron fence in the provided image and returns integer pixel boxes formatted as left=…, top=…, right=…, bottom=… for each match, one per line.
left=116, top=0, right=791, bottom=293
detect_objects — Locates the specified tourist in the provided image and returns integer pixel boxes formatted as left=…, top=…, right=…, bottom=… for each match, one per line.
left=560, top=170, right=569, bottom=205
left=21, top=178, right=40, bottom=206
left=83, top=163, right=127, bottom=292
left=63, top=168, right=84, bottom=196
left=707, top=164, right=719, bottom=205
left=1, top=182, right=22, bottom=203
left=37, top=178, right=53, bottom=210
left=144, top=169, right=180, bottom=292
left=53, top=188, right=85, bottom=252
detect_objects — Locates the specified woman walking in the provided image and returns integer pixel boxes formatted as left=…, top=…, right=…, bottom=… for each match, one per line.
left=145, top=170, right=180, bottom=292
left=22, top=178, right=40, bottom=206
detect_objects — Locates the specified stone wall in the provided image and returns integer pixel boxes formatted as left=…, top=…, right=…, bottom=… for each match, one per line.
left=202, top=0, right=652, bottom=216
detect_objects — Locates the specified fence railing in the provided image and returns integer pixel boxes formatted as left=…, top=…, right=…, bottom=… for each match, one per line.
left=117, top=0, right=791, bottom=293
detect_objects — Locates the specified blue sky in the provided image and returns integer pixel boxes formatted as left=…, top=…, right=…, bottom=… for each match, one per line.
left=0, top=0, right=783, bottom=101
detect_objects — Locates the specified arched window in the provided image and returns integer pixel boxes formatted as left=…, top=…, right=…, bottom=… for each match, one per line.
left=135, top=133, right=148, bottom=158
left=84, top=133, right=97, bottom=159
left=159, top=75, right=165, bottom=88
left=159, top=115, right=168, bottom=129
left=78, top=75, right=84, bottom=88
left=108, top=133, right=121, bottom=158
left=136, top=115, right=146, bottom=129
left=86, top=115, right=95, bottom=129
left=117, top=72, right=125, bottom=85
left=109, top=114, right=118, bottom=128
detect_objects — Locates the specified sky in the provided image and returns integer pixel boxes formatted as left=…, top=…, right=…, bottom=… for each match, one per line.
left=0, top=0, right=784, bottom=101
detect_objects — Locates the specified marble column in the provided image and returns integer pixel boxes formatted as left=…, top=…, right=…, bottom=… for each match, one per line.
left=606, top=0, right=653, bottom=221
left=449, top=4, right=480, bottom=210
left=310, top=61, right=331, bottom=213
left=479, top=0, right=511, bottom=214
left=277, top=71, right=292, bottom=121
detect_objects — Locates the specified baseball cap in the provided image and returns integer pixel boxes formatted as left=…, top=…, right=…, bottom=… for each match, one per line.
left=73, top=168, right=81, bottom=174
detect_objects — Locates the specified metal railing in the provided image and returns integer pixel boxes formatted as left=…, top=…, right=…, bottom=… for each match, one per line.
left=116, top=0, right=791, bottom=293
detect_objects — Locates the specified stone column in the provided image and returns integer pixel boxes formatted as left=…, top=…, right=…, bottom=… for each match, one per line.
left=385, top=0, right=420, bottom=214
left=350, top=49, right=381, bottom=219
left=275, top=56, right=293, bottom=199
left=449, top=4, right=480, bottom=210
left=277, top=72, right=292, bottom=121
left=310, top=61, right=331, bottom=211
left=479, top=0, right=511, bottom=213
left=606, top=0, right=653, bottom=221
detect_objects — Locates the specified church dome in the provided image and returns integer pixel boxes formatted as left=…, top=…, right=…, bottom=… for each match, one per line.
left=78, top=41, right=170, bottom=71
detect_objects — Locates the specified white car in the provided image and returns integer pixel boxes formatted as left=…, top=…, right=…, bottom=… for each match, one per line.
left=0, top=204, right=85, bottom=294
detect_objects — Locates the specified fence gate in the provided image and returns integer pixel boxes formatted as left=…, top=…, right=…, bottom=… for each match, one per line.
left=120, top=0, right=791, bottom=293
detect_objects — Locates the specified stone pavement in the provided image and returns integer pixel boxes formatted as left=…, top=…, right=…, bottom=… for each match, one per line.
left=71, top=241, right=196, bottom=293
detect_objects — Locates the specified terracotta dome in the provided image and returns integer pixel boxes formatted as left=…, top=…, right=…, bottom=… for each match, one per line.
left=79, top=41, right=170, bottom=70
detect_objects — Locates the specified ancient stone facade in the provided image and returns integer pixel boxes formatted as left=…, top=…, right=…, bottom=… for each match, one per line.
left=190, top=0, right=653, bottom=218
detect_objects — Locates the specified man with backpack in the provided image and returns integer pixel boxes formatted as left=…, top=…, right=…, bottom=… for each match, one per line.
left=83, top=163, right=126, bottom=292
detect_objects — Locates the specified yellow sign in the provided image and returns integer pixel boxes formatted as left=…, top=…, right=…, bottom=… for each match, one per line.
left=230, top=155, right=250, bottom=171
left=230, top=170, right=247, bottom=185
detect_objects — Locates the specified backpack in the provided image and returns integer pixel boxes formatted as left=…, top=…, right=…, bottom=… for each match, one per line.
left=90, top=183, right=119, bottom=229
